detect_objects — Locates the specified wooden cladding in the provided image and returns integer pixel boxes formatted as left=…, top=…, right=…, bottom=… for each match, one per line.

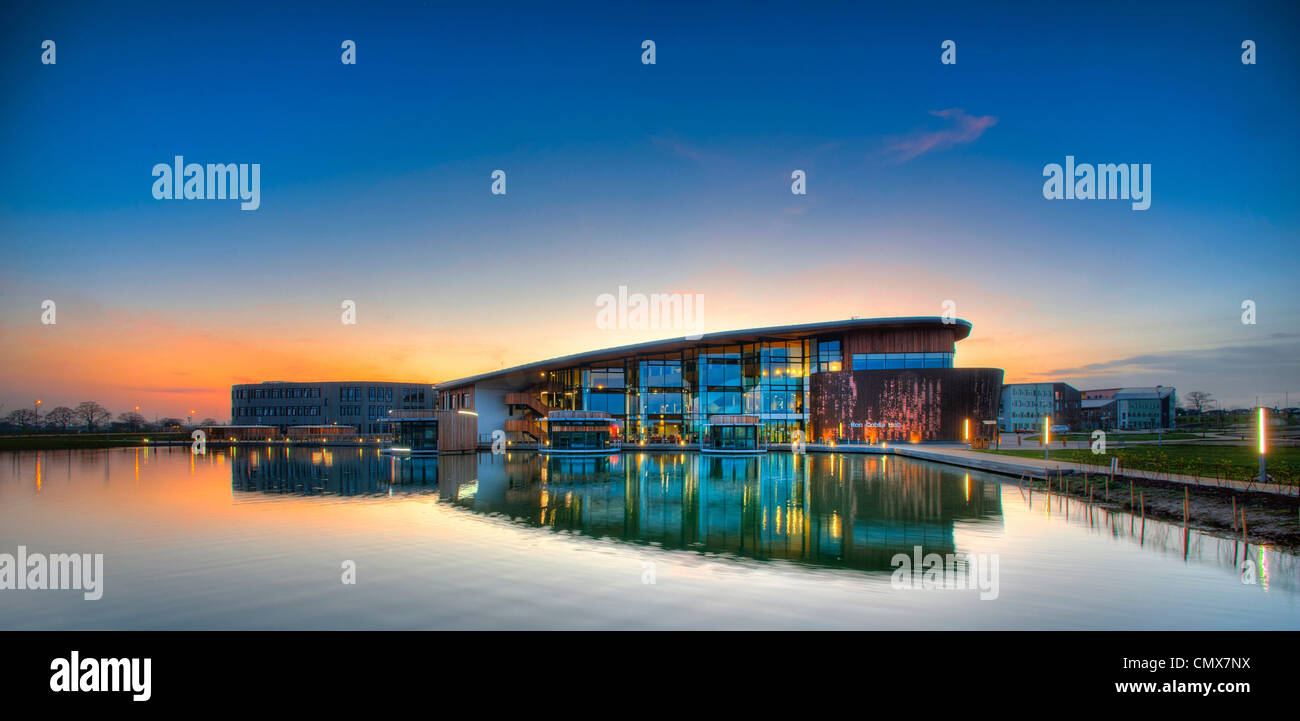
left=437, top=409, right=478, bottom=454
left=840, top=327, right=959, bottom=356
left=547, top=410, right=613, bottom=420
left=708, top=415, right=761, bottom=425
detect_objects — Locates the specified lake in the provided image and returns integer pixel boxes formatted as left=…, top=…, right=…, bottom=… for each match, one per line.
left=1, top=446, right=1296, bottom=629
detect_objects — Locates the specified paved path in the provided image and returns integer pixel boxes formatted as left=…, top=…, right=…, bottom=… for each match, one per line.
left=800, top=442, right=1298, bottom=498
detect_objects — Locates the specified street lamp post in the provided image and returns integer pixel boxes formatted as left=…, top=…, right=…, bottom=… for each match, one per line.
left=1258, top=406, right=1267, bottom=484
left=1043, top=415, right=1050, bottom=460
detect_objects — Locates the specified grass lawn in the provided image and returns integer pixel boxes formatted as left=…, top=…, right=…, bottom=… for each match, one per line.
left=981, top=444, right=1299, bottom=486
left=1020, top=432, right=1200, bottom=442
left=0, top=432, right=188, bottom=450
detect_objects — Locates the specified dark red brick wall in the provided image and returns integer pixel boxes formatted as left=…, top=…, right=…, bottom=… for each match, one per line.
left=810, top=368, right=1004, bottom=443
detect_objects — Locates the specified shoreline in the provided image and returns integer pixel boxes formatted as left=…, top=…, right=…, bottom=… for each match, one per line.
left=1011, top=471, right=1300, bottom=552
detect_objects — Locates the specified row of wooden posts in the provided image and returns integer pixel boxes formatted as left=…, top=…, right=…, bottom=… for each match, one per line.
left=1019, top=463, right=1252, bottom=554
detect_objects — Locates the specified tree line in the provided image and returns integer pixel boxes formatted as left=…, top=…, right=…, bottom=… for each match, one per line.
left=1, top=402, right=217, bottom=434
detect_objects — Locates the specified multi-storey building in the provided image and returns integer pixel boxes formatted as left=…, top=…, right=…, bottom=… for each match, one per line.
left=230, top=381, right=436, bottom=434
left=998, top=382, right=1082, bottom=432
left=1079, top=387, right=1177, bottom=430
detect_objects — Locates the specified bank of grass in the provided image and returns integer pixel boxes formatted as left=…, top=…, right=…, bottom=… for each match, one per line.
left=0, top=432, right=187, bottom=450
left=1021, top=432, right=1199, bottom=442
left=981, top=444, right=1300, bottom=486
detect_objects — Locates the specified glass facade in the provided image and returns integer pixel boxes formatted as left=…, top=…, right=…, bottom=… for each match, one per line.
left=501, top=330, right=978, bottom=445
left=393, top=420, right=438, bottom=452
left=703, top=424, right=761, bottom=451
left=534, top=340, right=812, bottom=444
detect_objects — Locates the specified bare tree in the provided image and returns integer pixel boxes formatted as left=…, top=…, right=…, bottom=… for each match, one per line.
left=44, top=406, right=75, bottom=432
left=4, top=409, right=39, bottom=432
left=74, top=401, right=111, bottom=432
left=117, top=411, right=146, bottom=431
left=1183, top=391, right=1213, bottom=414
left=1182, top=391, right=1214, bottom=435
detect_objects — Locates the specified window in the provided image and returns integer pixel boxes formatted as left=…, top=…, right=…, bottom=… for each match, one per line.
left=704, top=391, right=742, bottom=415
left=923, top=352, right=948, bottom=368
left=847, top=352, right=953, bottom=370
left=586, top=392, right=626, bottom=415
left=587, top=368, right=626, bottom=389
left=639, top=392, right=682, bottom=414
left=814, top=340, right=841, bottom=373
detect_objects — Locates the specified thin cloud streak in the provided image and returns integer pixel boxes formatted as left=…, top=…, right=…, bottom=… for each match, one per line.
left=883, top=109, right=998, bottom=164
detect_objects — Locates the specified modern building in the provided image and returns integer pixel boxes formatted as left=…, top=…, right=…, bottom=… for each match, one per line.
left=998, top=382, right=1081, bottom=432
left=230, top=381, right=437, bottom=434
left=1079, top=386, right=1177, bottom=430
left=433, top=317, right=1004, bottom=446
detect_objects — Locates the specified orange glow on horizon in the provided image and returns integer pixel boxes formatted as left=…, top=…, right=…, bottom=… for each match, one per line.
left=0, top=278, right=1229, bottom=417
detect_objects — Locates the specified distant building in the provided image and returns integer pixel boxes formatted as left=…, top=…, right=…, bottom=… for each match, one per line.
left=230, top=381, right=437, bottom=434
left=999, top=382, right=1081, bottom=432
left=1079, top=386, right=1176, bottom=430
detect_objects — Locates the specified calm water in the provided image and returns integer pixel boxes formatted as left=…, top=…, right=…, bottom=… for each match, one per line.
left=1, top=446, right=1296, bottom=630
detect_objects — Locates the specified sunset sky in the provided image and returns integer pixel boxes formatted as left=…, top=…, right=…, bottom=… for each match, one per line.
left=2, top=1, right=1297, bottom=419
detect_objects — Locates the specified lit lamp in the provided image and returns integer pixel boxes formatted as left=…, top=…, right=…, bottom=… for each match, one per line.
left=963, top=418, right=970, bottom=445
left=1258, top=407, right=1267, bottom=484
left=1043, top=415, right=1050, bottom=460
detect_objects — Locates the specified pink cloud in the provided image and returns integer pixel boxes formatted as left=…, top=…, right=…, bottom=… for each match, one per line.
left=883, top=109, right=998, bottom=164
left=651, top=134, right=724, bottom=162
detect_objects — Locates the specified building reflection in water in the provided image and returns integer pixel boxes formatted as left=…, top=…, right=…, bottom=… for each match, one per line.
left=229, top=446, right=439, bottom=497
left=448, top=452, right=1004, bottom=573
left=228, top=448, right=1002, bottom=571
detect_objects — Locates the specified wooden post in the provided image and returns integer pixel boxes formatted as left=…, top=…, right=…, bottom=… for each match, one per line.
left=1140, top=491, right=1146, bottom=543
left=1231, top=496, right=1237, bottom=531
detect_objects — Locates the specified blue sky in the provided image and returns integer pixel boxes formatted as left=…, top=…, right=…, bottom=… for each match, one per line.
left=1, top=0, right=1297, bottom=416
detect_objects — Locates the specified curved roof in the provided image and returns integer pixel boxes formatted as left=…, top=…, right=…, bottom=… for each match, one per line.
left=435, top=316, right=972, bottom=390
